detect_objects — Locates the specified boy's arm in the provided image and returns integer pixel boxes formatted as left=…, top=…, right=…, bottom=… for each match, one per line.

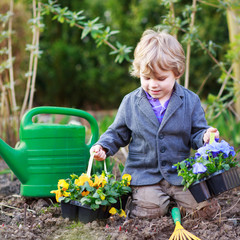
left=93, top=96, right=132, bottom=157
left=190, top=96, right=210, bottom=149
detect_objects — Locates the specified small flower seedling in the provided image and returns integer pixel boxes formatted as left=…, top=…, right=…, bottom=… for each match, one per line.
left=51, top=172, right=132, bottom=215
left=175, top=139, right=239, bottom=190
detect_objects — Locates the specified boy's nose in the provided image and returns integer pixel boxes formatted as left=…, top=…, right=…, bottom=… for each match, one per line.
left=150, top=79, right=159, bottom=87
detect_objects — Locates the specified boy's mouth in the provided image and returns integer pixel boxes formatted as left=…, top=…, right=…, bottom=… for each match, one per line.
left=150, top=90, right=161, bottom=94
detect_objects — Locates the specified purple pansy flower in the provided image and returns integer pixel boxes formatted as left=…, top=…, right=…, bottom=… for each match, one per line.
left=192, top=162, right=207, bottom=174
left=184, top=160, right=191, bottom=167
left=195, top=145, right=210, bottom=159
left=195, top=139, right=235, bottom=159
left=230, top=146, right=236, bottom=157
left=215, top=140, right=231, bottom=157
left=207, top=140, right=222, bottom=158
left=172, top=165, right=177, bottom=170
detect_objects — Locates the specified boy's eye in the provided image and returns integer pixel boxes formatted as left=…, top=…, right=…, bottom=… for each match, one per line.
left=142, top=75, right=167, bottom=81
left=157, top=77, right=166, bottom=81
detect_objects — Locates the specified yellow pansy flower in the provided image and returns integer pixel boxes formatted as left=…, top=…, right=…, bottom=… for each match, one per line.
left=74, top=178, right=81, bottom=186
left=74, top=174, right=93, bottom=187
left=93, top=175, right=107, bottom=188
left=119, top=209, right=126, bottom=218
left=63, top=191, right=70, bottom=197
left=58, top=179, right=69, bottom=191
left=100, top=194, right=105, bottom=200
left=50, top=189, right=62, bottom=202
left=122, top=174, right=132, bottom=186
left=109, top=207, right=117, bottom=215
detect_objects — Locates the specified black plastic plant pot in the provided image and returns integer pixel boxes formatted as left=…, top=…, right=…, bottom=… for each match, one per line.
left=77, top=204, right=100, bottom=223
left=207, top=167, right=240, bottom=196
left=189, top=179, right=211, bottom=203
left=74, top=200, right=110, bottom=223
left=61, top=201, right=78, bottom=221
left=61, top=194, right=132, bottom=223
left=95, top=205, right=110, bottom=220
left=61, top=200, right=109, bottom=223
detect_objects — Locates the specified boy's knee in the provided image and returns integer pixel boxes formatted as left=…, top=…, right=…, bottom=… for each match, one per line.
left=128, top=185, right=170, bottom=218
left=129, top=200, right=169, bottom=219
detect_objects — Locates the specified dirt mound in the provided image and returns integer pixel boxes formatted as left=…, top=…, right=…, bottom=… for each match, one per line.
left=0, top=161, right=239, bottom=239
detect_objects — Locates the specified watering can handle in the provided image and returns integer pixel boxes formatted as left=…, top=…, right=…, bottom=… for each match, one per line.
left=21, top=106, right=99, bottom=148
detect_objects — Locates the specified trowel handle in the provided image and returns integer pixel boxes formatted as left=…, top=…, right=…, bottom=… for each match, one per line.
left=209, top=132, right=215, bottom=144
left=21, top=106, right=99, bottom=148
left=171, top=207, right=181, bottom=225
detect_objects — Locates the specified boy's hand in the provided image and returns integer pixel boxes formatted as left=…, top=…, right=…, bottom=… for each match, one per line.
left=90, top=145, right=106, bottom=161
left=203, top=127, right=220, bottom=144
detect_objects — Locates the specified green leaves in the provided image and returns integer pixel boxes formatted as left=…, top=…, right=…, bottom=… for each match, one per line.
left=81, top=17, right=102, bottom=39
left=41, top=0, right=132, bottom=63
left=110, top=42, right=133, bottom=63
left=175, top=159, right=200, bottom=191
left=107, top=197, right=117, bottom=204
left=94, top=27, right=119, bottom=48
left=56, top=171, right=131, bottom=213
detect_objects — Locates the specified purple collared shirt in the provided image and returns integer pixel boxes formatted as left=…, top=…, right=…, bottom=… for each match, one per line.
left=145, top=91, right=171, bottom=124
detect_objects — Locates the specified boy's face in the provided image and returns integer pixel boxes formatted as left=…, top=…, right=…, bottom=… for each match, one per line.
left=140, top=64, right=177, bottom=102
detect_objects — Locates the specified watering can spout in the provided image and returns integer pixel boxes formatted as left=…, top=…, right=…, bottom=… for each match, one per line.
left=0, top=138, right=27, bottom=183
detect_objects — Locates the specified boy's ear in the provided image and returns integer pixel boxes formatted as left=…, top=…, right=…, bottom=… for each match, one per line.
left=175, top=73, right=182, bottom=79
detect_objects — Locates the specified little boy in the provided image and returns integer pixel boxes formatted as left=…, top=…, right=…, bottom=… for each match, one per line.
left=90, top=29, right=219, bottom=219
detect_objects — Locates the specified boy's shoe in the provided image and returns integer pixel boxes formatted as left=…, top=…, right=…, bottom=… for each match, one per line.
left=193, top=199, right=220, bottom=220
left=180, top=199, right=220, bottom=220
left=196, top=199, right=220, bottom=220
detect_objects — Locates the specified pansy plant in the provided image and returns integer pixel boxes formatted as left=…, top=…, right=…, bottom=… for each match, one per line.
left=174, top=139, right=239, bottom=190
left=51, top=172, right=131, bottom=217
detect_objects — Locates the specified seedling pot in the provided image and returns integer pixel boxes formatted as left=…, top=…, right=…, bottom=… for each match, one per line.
left=61, top=201, right=78, bottom=221
left=61, top=200, right=110, bottom=223
left=189, top=167, right=240, bottom=202
left=207, top=167, right=240, bottom=196
left=61, top=194, right=131, bottom=223
left=77, top=204, right=101, bottom=223
left=189, top=179, right=211, bottom=203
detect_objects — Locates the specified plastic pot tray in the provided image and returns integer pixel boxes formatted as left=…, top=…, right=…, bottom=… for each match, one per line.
left=61, top=200, right=109, bottom=223
left=61, top=194, right=131, bottom=223
left=189, top=178, right=211, bottom=203
left=206, top=167, right=240, bottom=196
left=189, top=167, right=240, bottom=203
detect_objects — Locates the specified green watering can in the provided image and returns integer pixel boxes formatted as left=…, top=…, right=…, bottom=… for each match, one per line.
left=0, top=107, right=99, bottom=197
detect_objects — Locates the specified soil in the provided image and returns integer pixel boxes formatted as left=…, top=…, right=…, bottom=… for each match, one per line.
left=0, top=158, right=240, bottom=240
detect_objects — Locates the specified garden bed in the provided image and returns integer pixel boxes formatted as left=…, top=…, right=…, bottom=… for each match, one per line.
left=0, top=159, right=240, bottom=240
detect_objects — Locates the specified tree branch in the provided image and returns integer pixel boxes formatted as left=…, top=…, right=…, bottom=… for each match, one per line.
left=184, top=0, right=197, bottom=89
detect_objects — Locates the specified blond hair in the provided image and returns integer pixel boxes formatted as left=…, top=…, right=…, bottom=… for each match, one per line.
left=131, top=29, right=185, bottom=78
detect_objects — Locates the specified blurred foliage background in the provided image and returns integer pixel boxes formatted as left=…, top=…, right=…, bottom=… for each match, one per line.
left=36, top=0, right=228, bottom=109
